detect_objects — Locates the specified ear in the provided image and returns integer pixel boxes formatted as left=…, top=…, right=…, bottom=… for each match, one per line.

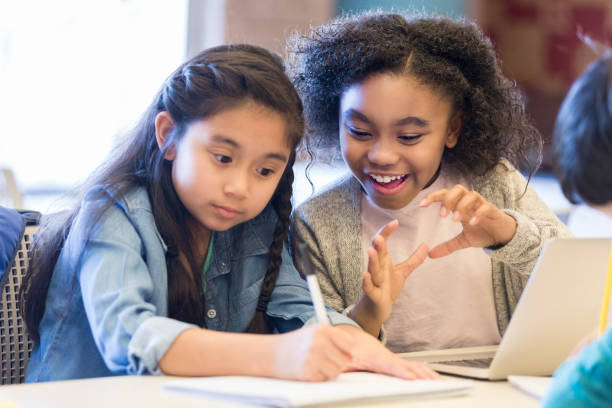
left=445, top=111, right=462, bottom=149
left=155, top=111, right=177, bottom=160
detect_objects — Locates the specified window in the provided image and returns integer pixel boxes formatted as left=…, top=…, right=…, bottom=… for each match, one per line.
left=0, top=0, right=187, bottom=209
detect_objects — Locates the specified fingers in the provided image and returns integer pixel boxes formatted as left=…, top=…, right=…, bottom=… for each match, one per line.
left=420, top=185, right=486, bottom=223
left=299, top=325, right=353, bottom=381
left=383, top=359, right=440, bottom=381
left=368, top=222, right=395, bottom=288
left=419, top=188, right=448, bottom=208
left=468, top=201, right=496, bottom=226
left=327, top=325, right=358, bottom=355
left=362, top=270, right=375, bottom=296
left=347, top=331, right=440, bottom=380
left=375, top=219, right=399, bottom=240
left=395, top=243, right=428, bottom=279
left=428, top=233, right=470, bottom=259
left=366, top=247, right=383, bottom=286
left=402, top=361, right=440, bottom=380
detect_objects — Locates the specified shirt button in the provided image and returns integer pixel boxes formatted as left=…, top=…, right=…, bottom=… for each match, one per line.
left=207, top=309, right=217, bottom=319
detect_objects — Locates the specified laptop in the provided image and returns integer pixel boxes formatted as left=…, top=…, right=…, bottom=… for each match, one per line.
left=399, top=238, right=612, bottom=380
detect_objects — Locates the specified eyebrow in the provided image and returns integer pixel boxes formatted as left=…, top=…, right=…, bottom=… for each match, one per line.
left=342, top=108, right=430, bottom=128
left=211, top=134, right=288, bottom=162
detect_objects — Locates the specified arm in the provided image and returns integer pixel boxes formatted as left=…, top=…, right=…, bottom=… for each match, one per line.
left=160, top=323, right=438, bottom=381
left=420, top=163, right=571, bottom=274
left=542, top=329, right=612, bottom=407
left=290, top=190, right=427, bottom=339
left=480, top=165, right=572, bottom=274
left=289, top=208, right=348, bottom=313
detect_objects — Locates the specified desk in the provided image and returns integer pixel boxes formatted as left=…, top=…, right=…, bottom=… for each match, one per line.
left=0, top=375, right=539, bottom=408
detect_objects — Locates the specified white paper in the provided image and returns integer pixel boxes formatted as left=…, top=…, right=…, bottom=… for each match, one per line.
left=508, top=375, right=551, bottom=399
left=165, top=372, right=472, bottom=407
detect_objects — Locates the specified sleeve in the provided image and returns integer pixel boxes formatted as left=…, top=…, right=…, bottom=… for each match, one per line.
left=265, top=244, right=359, bottom=332
left=77, top=205, right=197, bottom=376
left=542, top=329, right=612, bottom=407
left=482, top=164, right=573, bottom=278
left=289, top=208, right=348, bottom=313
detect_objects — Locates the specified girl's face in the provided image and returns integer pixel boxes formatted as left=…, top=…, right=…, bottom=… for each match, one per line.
left=160, top=102, right=291, bottom=233
left=339, top=73, right=460, bottom=209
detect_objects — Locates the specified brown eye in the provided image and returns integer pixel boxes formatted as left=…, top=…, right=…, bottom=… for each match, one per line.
left=214, top=154, right=232, bottom=163
left=347, top=126, right=371, bottom=139
left=398, top=134, right=422, bottom=144
left=257, top=168, right=274, bottom=176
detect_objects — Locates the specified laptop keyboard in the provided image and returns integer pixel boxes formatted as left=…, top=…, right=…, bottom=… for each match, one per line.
left=435, top=358, right=493, bottom=369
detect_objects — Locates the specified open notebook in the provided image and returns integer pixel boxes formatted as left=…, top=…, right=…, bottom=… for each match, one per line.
left=400, top=238, right=612, bottom=380
left=164, top=372, right=472, bottom=407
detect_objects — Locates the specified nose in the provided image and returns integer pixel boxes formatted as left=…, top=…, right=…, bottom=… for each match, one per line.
left=223, top=169, right=249, bottom=199
left=367, top=138, right=398, bottom=166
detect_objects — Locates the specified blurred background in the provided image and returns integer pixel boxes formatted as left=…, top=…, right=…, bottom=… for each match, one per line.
left=1, top=0, right=611, bottom=236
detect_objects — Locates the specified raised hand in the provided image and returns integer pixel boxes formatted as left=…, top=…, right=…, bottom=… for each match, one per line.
left=419, top=184, right=517, bottom=259
left=351, top=220, right=428, bottom=337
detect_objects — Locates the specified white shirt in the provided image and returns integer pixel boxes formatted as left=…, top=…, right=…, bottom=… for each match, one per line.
left=360, top=168, right=501, bottom=352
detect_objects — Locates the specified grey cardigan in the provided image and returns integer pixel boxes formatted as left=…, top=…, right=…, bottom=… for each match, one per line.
left=290, top=161, right=572, bottom=335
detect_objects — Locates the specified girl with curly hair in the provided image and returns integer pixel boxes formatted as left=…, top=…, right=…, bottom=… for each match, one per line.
left=21, top=44, right=436, bottom=381
left=288, top=12, right=571, bottom=352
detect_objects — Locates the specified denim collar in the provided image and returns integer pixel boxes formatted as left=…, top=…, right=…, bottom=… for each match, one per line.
left=207, top=205, right=277, bottom=280
left=109, top=185, right=278, bottom=280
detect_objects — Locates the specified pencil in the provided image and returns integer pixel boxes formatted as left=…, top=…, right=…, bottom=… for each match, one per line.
left=306, top=274, right=331, bottom=325
left=598, top=243, right=612, bottom=336
left=297, top=243, right=330, bottom=325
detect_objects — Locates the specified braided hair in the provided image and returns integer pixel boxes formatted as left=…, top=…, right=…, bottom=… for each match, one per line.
left=245, top=151, right=296, bottom=333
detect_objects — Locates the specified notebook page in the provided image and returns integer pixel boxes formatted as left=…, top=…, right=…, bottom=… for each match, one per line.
left=165, top=372, right=472, bottom=407
left=508, top=376, right=551, bottom=399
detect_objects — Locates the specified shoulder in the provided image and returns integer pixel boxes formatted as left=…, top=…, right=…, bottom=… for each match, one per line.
left=78, top=185, right=160, bottom=246
left=294, top=173, right=360, bottom=222
left=84, top=185, right=153, bottom=214
left=471, top=160, right=529, bottom=203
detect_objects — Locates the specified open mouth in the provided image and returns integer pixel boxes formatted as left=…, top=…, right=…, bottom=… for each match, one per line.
left=368, top=173, right=409, bottom=194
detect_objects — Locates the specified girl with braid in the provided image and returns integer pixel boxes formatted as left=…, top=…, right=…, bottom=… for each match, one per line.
left=288, top=12, right=571, bottom=352
left=21, top=44, right=436, bottom=382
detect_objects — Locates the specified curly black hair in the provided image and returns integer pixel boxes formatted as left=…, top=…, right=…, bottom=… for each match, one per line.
left=288, top=11, right=542, bottom=177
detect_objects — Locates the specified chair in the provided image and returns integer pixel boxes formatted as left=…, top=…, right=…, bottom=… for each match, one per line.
left=0, top=213, right=39, bottom=384
left=0, top=168, right=24, bottom=209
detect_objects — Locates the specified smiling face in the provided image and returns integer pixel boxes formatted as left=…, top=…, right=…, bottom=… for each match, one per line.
left=158, top=102, right=291, bottom=234
left=339, top=73, right=460, bottom=210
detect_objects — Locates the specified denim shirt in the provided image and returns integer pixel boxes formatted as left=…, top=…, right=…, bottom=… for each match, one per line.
left=26, top=186, right=356, bottom=382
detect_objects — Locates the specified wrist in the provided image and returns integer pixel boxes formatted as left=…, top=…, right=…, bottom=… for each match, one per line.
left=498, top=213, right=518, bottom=245
left=350, top=296, right=385, bottom=337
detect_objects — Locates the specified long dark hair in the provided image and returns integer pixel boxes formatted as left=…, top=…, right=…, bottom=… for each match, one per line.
left=288, top=12, right=542, bottom=178
left=20, top=44, right=304, bottom=341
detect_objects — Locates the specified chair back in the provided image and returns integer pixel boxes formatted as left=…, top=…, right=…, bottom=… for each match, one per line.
left=0, top=221, right=37, bottom=384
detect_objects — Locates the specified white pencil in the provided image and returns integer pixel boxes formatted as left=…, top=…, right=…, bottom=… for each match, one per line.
left=306, top=274, right=330, bottom=325
left=298, top=243, right=330, bottom=325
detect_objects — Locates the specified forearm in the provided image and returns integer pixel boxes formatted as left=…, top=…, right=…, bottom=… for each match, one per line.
left=158, top=328, right=277, bottom=377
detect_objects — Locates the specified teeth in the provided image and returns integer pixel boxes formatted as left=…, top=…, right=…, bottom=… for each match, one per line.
left=371, top=174, right=404, bottom=183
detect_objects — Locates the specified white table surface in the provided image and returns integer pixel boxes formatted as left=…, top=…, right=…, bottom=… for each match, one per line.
left=0, top=374, right=540, bottom=408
